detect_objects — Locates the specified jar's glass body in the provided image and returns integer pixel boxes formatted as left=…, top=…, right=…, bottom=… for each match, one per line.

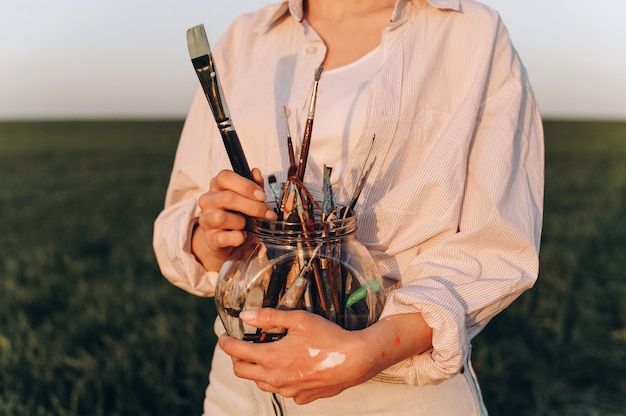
left=215, top=213, right=385, bottom=342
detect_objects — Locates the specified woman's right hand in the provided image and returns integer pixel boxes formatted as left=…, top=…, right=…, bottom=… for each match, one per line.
left=192, top=168, right=278, bottom=272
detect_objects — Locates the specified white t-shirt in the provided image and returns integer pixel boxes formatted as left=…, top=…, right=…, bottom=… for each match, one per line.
left=297, top=47, right=380, bottom=188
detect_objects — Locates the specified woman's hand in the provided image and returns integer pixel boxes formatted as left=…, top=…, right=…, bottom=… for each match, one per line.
left=192, top=168, right=277, bottom=272
left=218, top=308, right=433, bottom=404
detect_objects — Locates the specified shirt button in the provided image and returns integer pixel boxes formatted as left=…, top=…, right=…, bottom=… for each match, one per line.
left=305, top=46, right=317, bottom=55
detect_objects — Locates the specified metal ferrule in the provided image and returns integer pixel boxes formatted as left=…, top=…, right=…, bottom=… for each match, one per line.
left=192, top=55, right=231, bottom=124
left=307, top=83, right=319, bottom=119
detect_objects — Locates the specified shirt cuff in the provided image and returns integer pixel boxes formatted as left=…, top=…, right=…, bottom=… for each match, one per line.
left=376, top=281, right=468, bottom=385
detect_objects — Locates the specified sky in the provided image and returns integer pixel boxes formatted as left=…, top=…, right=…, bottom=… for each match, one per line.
left=1, top=0, right=625, bottom=120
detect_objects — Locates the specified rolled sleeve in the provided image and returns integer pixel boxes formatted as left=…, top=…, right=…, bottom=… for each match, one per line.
left=153, top=194, right=219, bottom=297
left=371, top=81, right=543, bottom=385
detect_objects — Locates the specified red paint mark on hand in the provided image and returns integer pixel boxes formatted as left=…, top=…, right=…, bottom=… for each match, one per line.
left=395, top=336, right=401, bottom=346
left=381, top=351, right=386, bottom=358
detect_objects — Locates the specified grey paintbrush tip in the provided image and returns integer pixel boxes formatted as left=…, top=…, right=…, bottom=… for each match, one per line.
left=187, top=24, right=211, bottom=59
left=315, top=66, right=324, bottom=81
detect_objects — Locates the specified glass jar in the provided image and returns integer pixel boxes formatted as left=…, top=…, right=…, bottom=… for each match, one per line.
left=215, top=210, right=385, bottom=342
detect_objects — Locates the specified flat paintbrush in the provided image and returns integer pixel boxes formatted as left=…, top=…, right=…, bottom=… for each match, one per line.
left=187, top=24, right=253, bottom=180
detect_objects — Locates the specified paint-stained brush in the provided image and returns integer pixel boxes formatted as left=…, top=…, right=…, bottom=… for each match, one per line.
left=322, top=165, right=336, bottom=221
left=187, top=24, right=253, bottom=180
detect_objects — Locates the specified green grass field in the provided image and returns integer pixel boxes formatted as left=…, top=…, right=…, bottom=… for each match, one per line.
left=1, top=119, right=625, bottom=415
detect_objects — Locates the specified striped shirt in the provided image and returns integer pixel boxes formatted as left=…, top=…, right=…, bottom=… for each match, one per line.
left=153, top=0, right=544, bottom=386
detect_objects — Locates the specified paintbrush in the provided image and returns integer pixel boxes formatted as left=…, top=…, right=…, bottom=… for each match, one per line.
left=342, top=135, right=377, bottom=218
left=282, top=105, right=296, bottom=169
left=346, top=157, right=376, bottom=215
left=295, top=66, right=323, bottom=181
left=267, top=174, right=282, bottom=210
left=187, top=24, right=253, bottom=180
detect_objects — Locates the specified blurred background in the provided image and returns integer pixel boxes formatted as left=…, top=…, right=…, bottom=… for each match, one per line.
left=1, top=1, right=625, bottom=415
left=2, top=0, right=625, bottom=120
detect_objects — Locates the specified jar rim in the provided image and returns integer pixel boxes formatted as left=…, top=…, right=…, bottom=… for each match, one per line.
left=251, top=206, right=357, bottom=241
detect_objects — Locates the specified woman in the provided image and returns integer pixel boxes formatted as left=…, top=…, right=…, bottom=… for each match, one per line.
left=153, top=0, right=544, bottom=414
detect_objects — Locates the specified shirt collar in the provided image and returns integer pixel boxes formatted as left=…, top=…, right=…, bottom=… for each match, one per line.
left=425, top=0, right=460, bottom=10
left=257, top=0, right=460, bottom=32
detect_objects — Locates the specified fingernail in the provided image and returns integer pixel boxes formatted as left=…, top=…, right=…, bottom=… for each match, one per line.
left=253, top=189, right=266, bottom=201
left=265, top=210, right=278, bottom=220
left=240, top=310, right=258, bottom=322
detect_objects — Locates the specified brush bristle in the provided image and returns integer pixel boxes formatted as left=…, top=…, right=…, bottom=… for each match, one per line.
left=186, top=24, right=211, bottom=59
left=268, top=174, right=277, bottom=184
left=314, top=66, right=324, bottom=81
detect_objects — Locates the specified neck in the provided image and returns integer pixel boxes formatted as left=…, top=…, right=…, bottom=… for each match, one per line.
left=301, top=0, right=395, bottom=70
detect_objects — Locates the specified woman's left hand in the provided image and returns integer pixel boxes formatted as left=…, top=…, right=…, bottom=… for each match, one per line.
left=218, top=308, right=381, bottom=404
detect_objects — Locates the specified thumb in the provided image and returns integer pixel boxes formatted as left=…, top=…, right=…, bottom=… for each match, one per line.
left=240, top=307, right=299, bottom=330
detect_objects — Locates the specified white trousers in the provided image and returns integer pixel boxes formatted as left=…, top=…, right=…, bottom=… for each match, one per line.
left=203, top=338, right=488, bottom=415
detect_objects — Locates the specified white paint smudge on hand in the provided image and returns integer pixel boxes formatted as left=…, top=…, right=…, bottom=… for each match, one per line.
left=308, top=348, right=320, bottom=357
left=308, top=347, right=345, bottom=371
left=318, top=352, right=346, bottom=370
